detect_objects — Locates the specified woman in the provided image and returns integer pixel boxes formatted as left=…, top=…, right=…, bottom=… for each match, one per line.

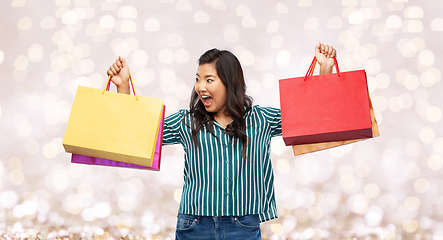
left=107, top=43, right=336, bottom=240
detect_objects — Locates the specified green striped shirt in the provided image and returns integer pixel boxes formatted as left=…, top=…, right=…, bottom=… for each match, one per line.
left=162, top=105, right=282, bottom=222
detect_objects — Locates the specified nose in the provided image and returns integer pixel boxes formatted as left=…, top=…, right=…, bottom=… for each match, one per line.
left=196, top=81, right=207, bottom=93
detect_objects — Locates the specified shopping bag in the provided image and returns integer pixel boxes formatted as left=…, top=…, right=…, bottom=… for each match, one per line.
left=292, top=95, right=379, bottom=155
left=279, top=57, right=373, bottom=146
left=70, top=105, right=165, bottom=170
left=63, top=73, right=164, bottom=167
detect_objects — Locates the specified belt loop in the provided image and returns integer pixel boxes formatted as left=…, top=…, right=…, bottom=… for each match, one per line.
left=195, top=215, right=200, bottom=224
left=230, top=216, right=236, bottom=223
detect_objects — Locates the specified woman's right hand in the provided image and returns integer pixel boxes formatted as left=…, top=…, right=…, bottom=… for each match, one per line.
left=107, top=56, right=130, bottom=94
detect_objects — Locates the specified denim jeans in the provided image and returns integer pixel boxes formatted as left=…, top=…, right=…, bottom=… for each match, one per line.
left=175, top=213, right=261, bottom=240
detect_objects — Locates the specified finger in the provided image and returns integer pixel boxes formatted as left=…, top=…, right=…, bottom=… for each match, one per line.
left=327, top=45, right=335, bottom=57
left=332, top=49, right=337, bottom=57
left=328, top=47, right=336, bottom=57
left=110, top=65, right=119, bottom=75
left=315, top=42, right=321, bottom=53
left=116, top=59, right=122, bottom=69
left=112, top=62, right=121, bottom=72
left=326, top=46, right=333, bottom=57
left=115, top=59, right=123, bottom=70
left=107, top=69, right=114, bottom=76
left=324, top=45, right=330, bottom=56
left=119, top=56, right=129, bottom=69
left=328, top=47, right=335, bottom=57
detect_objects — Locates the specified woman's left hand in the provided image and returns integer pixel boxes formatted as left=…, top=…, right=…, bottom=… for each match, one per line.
left=315, top=42, right=336, bottom=75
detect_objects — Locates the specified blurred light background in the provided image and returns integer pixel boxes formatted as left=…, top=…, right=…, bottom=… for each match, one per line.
left=0, top=0, right=442, bottom=239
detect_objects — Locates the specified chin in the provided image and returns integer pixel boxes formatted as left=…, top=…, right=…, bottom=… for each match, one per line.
left=205, top=108, right=215, bottom=113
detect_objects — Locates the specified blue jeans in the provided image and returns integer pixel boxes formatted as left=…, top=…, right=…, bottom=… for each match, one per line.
left=175, top=213, right=261, bottom=240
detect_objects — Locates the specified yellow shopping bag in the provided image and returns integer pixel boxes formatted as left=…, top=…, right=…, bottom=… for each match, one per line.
left=62, top=74, right=164, bottom=167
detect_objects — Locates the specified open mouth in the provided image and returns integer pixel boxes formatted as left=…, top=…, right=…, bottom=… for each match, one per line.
left=201, top=95, right=213, bottom=107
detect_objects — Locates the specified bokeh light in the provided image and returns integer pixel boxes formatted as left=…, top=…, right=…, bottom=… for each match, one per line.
left=1, top=1, right=442, bottom=239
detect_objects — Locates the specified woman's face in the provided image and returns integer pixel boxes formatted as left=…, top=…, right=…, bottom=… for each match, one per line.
left=195, top=63, right=228, bottom=116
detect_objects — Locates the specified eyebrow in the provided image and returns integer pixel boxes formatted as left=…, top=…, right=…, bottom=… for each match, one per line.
left=196, top=73, right=217, bottom=78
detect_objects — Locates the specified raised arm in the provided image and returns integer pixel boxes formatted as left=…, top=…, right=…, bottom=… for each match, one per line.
left=315, top=42, right=337, bottom=75
left=107, top=56, right=131, bottom=94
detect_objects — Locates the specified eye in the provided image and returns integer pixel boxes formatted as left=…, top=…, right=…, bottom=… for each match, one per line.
left=195, top=78, right=200, bottom=82
left=207, top=79, right=213, bottom=82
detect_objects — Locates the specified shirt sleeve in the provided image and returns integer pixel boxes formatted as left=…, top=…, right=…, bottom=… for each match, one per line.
left=258, top=106, right=282, bottom=138
left=162, top=109, right=186, bottom=145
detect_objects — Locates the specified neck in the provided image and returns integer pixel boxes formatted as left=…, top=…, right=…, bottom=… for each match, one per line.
left=214, top=112, right=232, bottom=128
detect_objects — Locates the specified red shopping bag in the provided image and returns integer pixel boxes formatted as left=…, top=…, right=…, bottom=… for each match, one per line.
left=71, top=105, right=165, bottom=171
left=291, top=96, right=379, bottom=155
left=279, top=57, right=373, bottom=146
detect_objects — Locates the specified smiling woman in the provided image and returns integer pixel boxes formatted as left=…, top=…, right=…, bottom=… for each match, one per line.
left=106, top=44, right=337, bottom=239
left=189, top=49, right=252, bottom=161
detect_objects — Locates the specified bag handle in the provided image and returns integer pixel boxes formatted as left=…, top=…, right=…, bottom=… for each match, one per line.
left=304, top=56, right=340, bottom=81
left=103, top=70, right=138, bottom=100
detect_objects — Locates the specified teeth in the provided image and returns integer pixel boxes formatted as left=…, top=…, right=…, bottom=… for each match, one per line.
left=202, top=96, right=209, bottom=99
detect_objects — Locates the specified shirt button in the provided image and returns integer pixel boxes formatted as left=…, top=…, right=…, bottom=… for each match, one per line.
left=225, top=177, right=228, bottom=180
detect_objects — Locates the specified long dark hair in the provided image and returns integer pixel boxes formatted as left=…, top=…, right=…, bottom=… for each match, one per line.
left=187, top=48, right=253, bottom=160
